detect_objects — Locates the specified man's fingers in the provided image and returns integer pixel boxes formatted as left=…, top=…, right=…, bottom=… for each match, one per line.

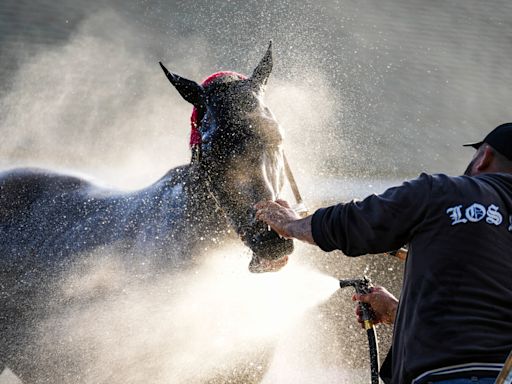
left=254, top=200, right=299, bottom=240
left=255, top=200, right=289, bottom=224
left=255, top=200, right=282, bottom=217
left=255, top=200, right=272, bottom=210
left=275, top=199, right=292, bottom=209
left=256, top=208, right=275, bottom=224
left=354, top=293, right=370, bottom=303
left=256, top=200, right=292, bottom=211
left=255, top=201, right=274, bottom=221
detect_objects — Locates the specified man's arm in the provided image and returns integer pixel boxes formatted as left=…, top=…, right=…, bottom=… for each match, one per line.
left=386, top=247, right=408, bottom=261
left=258, top=174, right=433, bottom=255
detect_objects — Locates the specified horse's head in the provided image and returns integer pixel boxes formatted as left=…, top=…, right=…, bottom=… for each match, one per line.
left=160, top=43, right=293, bottom=272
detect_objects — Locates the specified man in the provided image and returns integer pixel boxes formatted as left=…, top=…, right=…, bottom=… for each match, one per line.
left=255, top=123, right=512, bottom=384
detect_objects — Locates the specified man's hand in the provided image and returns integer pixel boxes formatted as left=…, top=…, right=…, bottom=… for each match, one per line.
left=353, top=285, right=399, bottom=327
left=255, top=199, right=299, bottom=238
left=255, top=199, right=316, bottom=245
left=386, top=247, right=408, bottom=261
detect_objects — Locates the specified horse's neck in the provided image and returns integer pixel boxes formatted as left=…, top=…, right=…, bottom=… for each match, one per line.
left=143, top=163, right=228, bottom=244
left=98, top=164, right=232, bottom=271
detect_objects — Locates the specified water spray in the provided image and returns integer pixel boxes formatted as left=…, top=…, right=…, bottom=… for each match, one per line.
left=339, top=276, right=379, bottom=384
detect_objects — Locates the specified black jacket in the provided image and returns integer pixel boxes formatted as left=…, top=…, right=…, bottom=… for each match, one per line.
left=312, top=173, right=512, bottom=384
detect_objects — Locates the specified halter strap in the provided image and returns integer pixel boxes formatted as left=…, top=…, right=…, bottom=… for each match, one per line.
left=283, top=153, right=309, bottom=217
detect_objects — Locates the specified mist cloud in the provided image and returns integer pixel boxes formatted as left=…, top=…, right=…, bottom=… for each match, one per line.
left=0, top=9, right=359, bottom=384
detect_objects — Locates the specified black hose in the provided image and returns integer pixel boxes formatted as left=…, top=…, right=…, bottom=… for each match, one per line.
left=366, top=327, right=380, bottom=384
left=339, top=277, right=381, bottom=384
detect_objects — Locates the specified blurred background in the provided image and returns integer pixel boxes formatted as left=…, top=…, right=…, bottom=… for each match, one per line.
left=2, top=0, right=512, bottom=183
left=1, top=1, right=511, bottom=383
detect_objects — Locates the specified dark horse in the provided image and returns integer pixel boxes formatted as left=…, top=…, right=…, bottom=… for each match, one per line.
left=0, top=43, right=293, bottom=382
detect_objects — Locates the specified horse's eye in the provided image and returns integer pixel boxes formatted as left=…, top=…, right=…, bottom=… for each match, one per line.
left=200, top=113, right=213, bottom=130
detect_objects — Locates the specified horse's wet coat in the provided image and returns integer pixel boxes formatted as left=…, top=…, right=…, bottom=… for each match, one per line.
left=0, top=43, right=293, bottom=382
left=0, top=165, right=216, bottom=273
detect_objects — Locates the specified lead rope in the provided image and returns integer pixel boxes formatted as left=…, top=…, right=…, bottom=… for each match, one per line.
left=283, top=152, right=309, bottom=218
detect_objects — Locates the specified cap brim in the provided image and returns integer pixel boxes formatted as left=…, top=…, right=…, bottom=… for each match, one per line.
left=462, top=141, right=483, bottom=149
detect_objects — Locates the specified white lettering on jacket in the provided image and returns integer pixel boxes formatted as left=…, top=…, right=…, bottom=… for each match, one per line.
left=465, top=203, right=486, bottom=222
left=486, top=204, right=503, bottom=225
left=447, top=203, right=503, bottom=226
left=446, top=205, right=467, bottom=225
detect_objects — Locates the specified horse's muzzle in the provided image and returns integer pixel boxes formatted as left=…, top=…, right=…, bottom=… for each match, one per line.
left=245, top=226, right=294, bottom=273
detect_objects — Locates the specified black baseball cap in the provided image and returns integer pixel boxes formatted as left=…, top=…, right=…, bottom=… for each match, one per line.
left=463, top=122, right=512, bottom=161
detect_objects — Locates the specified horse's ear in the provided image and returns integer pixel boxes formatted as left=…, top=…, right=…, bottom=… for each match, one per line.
left=159, top=62, right=204, bottom=106
left=251, top=41, right=273, bottom=89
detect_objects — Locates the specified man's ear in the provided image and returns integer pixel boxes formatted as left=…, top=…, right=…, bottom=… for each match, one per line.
left=475, top=145, right=495, bottom=172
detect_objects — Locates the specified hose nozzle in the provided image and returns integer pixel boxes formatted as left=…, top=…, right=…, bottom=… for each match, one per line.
left=339, top=276, right=372, bottom=295
left=339, top=276, right=374, bottom=329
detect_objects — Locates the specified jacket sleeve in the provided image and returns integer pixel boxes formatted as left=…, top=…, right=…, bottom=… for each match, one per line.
left=311, top=173, right=433, bottom=255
